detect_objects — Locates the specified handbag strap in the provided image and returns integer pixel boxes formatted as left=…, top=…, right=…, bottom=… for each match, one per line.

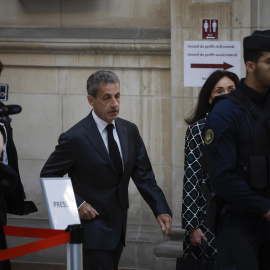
left=201, top=239, right=209, bottom=269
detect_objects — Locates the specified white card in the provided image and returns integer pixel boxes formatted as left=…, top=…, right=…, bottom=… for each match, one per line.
left=40, top=177, right=81, bottom=230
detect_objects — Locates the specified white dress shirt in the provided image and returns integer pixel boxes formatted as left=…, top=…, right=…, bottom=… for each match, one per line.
left=92, top=110, right=123, bottom=161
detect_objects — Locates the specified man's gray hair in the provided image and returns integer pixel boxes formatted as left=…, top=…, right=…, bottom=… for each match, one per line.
left=86, top=70, right=120, bottom=97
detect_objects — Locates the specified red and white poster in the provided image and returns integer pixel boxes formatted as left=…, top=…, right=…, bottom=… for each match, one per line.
left=202, top=19, right=218, bottom=40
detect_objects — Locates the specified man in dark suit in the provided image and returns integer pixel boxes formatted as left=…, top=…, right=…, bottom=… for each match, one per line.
left=40, top=70, right=172, bottom=270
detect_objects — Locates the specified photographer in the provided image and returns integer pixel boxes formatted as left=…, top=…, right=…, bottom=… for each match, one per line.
left=0, top=60, right=26, bottom=270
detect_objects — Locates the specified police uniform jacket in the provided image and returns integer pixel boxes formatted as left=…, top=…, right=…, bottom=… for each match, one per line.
left=203, top=80, right=270, bottom=215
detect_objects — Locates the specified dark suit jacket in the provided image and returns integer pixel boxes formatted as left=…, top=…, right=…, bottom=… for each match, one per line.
left=40, top=111, right=172, bottom=250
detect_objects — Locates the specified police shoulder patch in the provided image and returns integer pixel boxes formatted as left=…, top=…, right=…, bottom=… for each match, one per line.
left=204, top=129, right=214, bottom=145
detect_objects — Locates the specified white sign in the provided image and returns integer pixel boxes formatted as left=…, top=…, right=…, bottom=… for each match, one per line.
left=184, top=41, right=241, bottom=87
left=40, top=177, right=81, bottom=230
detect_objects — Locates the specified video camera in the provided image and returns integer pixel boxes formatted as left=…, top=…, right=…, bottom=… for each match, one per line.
left=0, top=83, right=22, bottom=123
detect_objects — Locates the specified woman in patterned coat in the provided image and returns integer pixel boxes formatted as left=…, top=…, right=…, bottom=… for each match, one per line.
left=181, top=70, right=239, bottom=259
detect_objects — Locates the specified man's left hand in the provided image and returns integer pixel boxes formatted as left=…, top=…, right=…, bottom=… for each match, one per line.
left=157, top=214, right=172, bottom=237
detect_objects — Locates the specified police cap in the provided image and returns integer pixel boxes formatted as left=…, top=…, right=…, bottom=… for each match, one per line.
left=243, top=30, right=270, bottom=51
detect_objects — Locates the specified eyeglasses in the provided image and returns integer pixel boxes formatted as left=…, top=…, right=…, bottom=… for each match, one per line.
left=257, top=61, right=270, bottom=65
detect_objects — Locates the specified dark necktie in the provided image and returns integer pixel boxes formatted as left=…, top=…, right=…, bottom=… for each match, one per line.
left=106, top=124, right=123, bottom=176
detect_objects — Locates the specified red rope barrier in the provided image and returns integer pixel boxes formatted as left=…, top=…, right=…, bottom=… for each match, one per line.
left=4, top=226, right=66, bottom=238
left=0, top=226, right=71, bottom=262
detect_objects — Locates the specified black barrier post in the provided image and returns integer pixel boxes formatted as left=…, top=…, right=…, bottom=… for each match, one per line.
left=65, top=224, right=84, bottom=270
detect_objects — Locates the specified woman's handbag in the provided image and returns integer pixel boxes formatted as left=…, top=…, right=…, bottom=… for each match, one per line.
left=176, top=240, right=220, bottom=270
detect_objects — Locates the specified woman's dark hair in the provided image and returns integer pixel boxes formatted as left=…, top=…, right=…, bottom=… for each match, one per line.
left=0, top=61, right=3, bottom=75
left=185, top=70, right=240, bottom=125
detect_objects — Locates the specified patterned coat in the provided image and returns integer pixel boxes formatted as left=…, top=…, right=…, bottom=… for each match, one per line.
left=181, top=118, right=218, bottom=259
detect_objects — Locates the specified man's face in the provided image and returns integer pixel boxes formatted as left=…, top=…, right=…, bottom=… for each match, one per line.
left=254, top=51, right=270, bottom=88
left=88, top=82, right=120, bottom=123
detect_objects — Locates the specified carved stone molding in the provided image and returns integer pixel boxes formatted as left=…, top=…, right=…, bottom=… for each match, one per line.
left=0, top=27, right=171, bottom=55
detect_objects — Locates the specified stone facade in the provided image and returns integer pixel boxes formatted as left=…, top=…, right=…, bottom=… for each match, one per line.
left=0, top=0, right=270, bottom=269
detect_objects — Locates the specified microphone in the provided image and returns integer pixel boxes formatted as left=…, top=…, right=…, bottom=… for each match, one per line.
left=6, top=105, right=22, bottom=115
left=0, top=105, right=22, bottom=115
left=0, top=105, right=22, bottom=124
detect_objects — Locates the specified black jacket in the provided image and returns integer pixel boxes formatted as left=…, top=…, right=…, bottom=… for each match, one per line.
left=0, top=102, right=25, bottom=216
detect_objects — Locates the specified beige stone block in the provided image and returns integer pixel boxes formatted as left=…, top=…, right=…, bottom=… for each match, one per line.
left=127, top=165, right=172, bottom=225
left=139, top=55, right=170, bottom=69
left=81, top=54, right=141, bottom=69
left=60, top=67, right=141, bottom=96
left=172, top=0, right=231, bottom=28
left=136, top=241, right=159, bottom=269
left=0, top=0, right=61, bottom=27
left=258, top=0, right=270, bottom=28
left=119, top=95, right=141, bottom=127
left=1, top=66, right=58, bottom=94
left=0, top=53, right=55, bottom=67
left=127, top=180, right=144, bottom=224
left=110, top=55, right=140, bottom=69
left=172, top=166, right=184, bottom=223
left=62, top=94, right=92, bottom=131
left=7, top=93, right=62, bottom=160
left=129, top=167, right=171, bottom=225
left=61, top=0, right=170, bottom=28
left=116, top=69, right=141, bottom=96
left=140, top=69, right=171, bottom=96
left=141, top=97, right=171, bottom=165
left=94, top=55, right=114, bottom=68
left=172, top=97, right=193, bottom=167
left=139, top=200, right=159, bottom=225
left=79, top=55, right=97, bottom=67
left=152, top=164, right=173, bottom=193
left=58, top=68, right=96, bottom=95
left=54, top=54, right=80, bottom=67
left=232, top=0, right=251, bottom=28
left=119, top=241, right=137, bottom=267
left=18, top=159, right=49, bottom=218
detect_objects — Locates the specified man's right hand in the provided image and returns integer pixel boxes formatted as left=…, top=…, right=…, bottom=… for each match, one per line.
left=78, top=201, right=99, bottom=220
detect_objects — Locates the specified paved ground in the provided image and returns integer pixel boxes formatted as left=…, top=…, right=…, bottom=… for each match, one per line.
left=11, top=262, right=145, bottom=270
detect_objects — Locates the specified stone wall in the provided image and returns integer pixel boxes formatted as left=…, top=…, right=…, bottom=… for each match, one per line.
left=0, top=0, right=270, bottom=269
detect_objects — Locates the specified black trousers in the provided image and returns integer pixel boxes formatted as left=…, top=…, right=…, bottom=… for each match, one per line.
left=83, top=242, right=124, bottom=270
left=216, top=211, right=270, bottom=270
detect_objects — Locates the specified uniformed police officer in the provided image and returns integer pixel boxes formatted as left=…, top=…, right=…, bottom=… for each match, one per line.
left=203, top=30, right=270, bottom=270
